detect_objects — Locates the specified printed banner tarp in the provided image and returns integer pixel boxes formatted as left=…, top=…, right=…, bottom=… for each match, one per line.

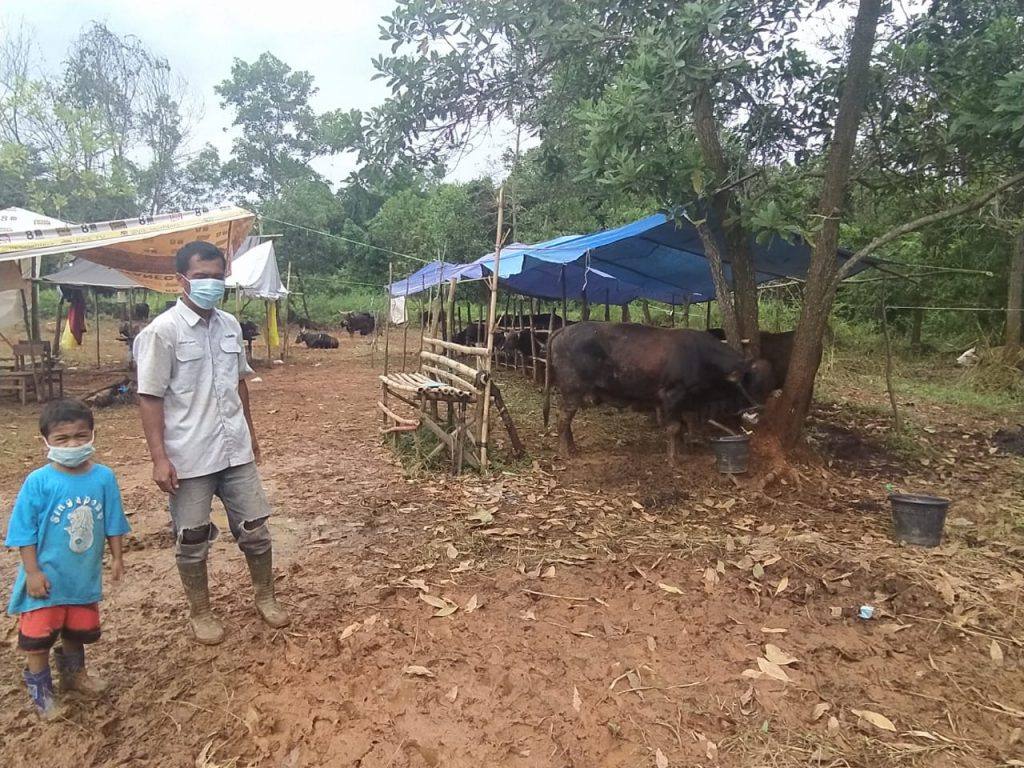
left=0, top=206, right=255, bottom=292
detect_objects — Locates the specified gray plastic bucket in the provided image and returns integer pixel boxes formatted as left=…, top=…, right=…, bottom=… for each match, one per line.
left=711, top=435, right=750, bottom=474
left=889, top=493, right=950, bottom=547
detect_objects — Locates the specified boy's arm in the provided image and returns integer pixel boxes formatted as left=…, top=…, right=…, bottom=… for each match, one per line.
left=19, top=546, right=50, bottom=598
left=139, top=394, right=178, bottom=493
left=238, top=379, right=261, bottom=465
left=107, top=535, right=124, bottom=583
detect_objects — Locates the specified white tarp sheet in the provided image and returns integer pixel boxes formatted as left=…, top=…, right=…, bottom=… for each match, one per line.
left=0, top=207, right=67, bottom=329
left=225, top=240, right=288, bottom=300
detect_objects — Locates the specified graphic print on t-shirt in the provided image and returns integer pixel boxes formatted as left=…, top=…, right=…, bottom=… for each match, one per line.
left=50, top=496, right=104, bottom=554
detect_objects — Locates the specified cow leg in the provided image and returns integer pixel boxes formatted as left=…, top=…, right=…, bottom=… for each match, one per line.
left=665, top=421, right=683, bottom=464
left=682, top=411, right=701, bottom=446
left=557, top=395, right=581, bottom=457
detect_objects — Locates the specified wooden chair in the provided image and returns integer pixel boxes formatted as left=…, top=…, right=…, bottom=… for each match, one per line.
left=1, top=341, right=64, bottom=403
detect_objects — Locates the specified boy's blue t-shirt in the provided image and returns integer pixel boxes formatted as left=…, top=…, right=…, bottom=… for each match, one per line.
left=5, top=463, right=130, bottom=615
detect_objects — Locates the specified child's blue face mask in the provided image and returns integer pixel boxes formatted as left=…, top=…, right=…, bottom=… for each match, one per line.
left=46, top=438, right=95, bottom=468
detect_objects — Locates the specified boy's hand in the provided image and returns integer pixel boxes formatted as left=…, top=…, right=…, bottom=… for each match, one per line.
left=110, top=557, right=124, bottom=584
left=251, top=434, right=262, bottom=465
left=153, top=458, right=179, bottom=494
left=26, top=570, right=50, bottom=599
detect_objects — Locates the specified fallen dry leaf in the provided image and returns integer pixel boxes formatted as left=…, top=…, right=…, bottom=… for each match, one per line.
left=752, top=563, right=765, bottom=580
left=572, top=686, right=582, bottom=713
left=655, top=748, right=669, bottom=768
left=445, top=685, right=459, bottom=702
left=812, top=702, right=831, bottom=722
left=340, top=622, right=361, bottom=641
left=522, top=608, right=536, bottom=621
left=647, top=636, right=657, bottom=652
left=760, top=627, right=787, bottom=634
left=703, top=567, right=719, bottom=592
left=764, top=644, right=799, bottom=666
left=419, top=594, right=449, bottom=610
left=991, top=639, right=1004, bottom=666
left=542, top=565, right=556, bottom=579
left=658, top=582, right=684, bottom=595
left=774, top=576, right=789, bottom=596
left=403, top=665, right=435, bottom=678
left=851, top=709, right=896, bottom=732
left=827, top=716, right=840, bottom=733
left=445, top=543, right=459, bottom=560
left=464, top=594, right=480, bottom=613
left=756, top=657, right=791, bottom=682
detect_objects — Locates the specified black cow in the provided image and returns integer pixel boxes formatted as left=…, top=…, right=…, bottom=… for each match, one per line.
left=296, top=329, right=340, bottom=349
left=133, top=303, right=150, bottom=321
left=544, top=322, right=773, bottom=461
left=340, top=311, right=375, bottom=337
left=705, top=328, right=820, bottom=390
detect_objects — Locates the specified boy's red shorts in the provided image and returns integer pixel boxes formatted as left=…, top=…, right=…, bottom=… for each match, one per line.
left=17, top=604, right=101, bottom=652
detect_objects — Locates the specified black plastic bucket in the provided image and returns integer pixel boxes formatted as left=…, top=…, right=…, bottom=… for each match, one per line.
left=711, top=435, right=750, bottom=474
left=889, top=493, right=950, bottom=547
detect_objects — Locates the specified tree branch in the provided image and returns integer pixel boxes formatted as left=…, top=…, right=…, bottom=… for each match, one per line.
left=836, top=170, right=1024, bottom=281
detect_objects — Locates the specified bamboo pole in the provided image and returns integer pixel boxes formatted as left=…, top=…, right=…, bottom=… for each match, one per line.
left=281, top=262, right=293, bottom=362
left=401, top=295, right=410, bottom=372
left=705, top=301, right=712, bottom=329
left=263, top=299, right=272, bottom=363
left=52, top=295, right=65, bottom=360
left=94, top=288, right=101, bottom=368
left=445, top=278, right=457, bottom=346
left=581, top=287, right=589, bottom=321
left=604, top=289, right=611, bottom=321
left=383, top=262, right=393, bottom=375
left=560, top=267, right=567, bottom=324
left=480, top=187, right=505, bottom=472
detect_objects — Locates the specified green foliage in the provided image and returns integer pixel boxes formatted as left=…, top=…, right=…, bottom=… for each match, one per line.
left=215, top=52, right=324, bottom=200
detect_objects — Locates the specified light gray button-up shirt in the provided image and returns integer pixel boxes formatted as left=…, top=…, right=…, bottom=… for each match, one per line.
left=134, top=300, right=255, bottom=479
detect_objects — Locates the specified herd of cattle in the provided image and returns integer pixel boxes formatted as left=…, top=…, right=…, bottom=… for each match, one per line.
left=293, top=312, right=376, bottom=349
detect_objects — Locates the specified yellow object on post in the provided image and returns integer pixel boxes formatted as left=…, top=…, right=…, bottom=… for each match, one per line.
left=267, top=301, right=280, bottom=350
left=61, top=320, right=79, bottom=349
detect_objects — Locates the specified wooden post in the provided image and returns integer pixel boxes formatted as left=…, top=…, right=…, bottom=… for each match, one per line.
left=52, top=295, right=65, bottom=359
left=604, top=290, right=611, bottom=322
left=529, top=298, right=539, bottom=382
left=94, top=288, right=101, bottom=368
left=418, top=295, right=427, bottom=357
left=480, top=186, right=505, bottom=472
left=641, top=300, right=652, bottom=325
left=669, top=300, right=676, bottom=327
left=581, top=287, right=590, bottom=321
left=560, top=267, right=568, bottom=324
left=621, top=303, right=631, bottom=323
left=1006, top=230, right=1024, bottom=351
left=401, top=295, right=410, bottom=372
left=445, top=278, right=457, bottom=346
left=281, top=262, right=293, bottom=362
left=30, top=256, right=40, bottom=341
left=263, top=299, right=272, bottom=363
left=705, top=301, right=712, bottom=329
left=383, top=262, right=393, bottom=375
left=683, top=299, right=691, bottom=328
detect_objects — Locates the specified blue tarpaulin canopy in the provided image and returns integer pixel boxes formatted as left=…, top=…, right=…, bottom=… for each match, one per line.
left=388, top=211, right=871, bottom=304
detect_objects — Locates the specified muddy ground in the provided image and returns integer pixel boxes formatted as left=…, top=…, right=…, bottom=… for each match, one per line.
left=1, top=333, right=1023, bottom=768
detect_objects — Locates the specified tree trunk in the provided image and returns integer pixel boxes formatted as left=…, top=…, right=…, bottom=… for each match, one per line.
left=769, top=0, right=882, bottom=449
left=641, top=300, right=652, bottom=325
left=1007, top=229, right=1024, bottom=351
left=620, top=304, right=631, bottom=323
left=692, top=81, right=758, bottom=354
left=910, top=307, right=923, bottom=351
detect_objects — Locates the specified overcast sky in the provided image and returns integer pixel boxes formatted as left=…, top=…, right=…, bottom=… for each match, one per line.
left=2, top=0, right=513, bottom=185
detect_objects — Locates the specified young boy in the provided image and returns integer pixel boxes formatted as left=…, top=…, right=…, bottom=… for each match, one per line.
left=5, top=399, right=130, bottom=718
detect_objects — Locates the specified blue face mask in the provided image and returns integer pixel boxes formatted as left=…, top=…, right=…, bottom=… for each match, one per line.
left=46, top=439, right=95, bottom=468
left=186, top=278, right=226, bottom=310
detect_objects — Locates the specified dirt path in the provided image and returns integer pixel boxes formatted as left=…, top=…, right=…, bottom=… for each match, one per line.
left=1, top=340, right=1023, bottom=767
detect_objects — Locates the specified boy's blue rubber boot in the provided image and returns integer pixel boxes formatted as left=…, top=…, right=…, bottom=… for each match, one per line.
left=23, top=666, right=61, bottom=719
left=54, top=644, right=108, bottom=696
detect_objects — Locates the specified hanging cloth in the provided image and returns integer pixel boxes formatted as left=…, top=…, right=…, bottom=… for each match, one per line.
left=267, top=302, right=280, bottom=349
left=63, top=288, right=88, bottom=346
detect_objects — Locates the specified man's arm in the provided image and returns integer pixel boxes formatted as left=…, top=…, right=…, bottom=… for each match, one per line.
left=139, top=394, right=179, bottom=493
left=238, top=379, right=261, bottom=464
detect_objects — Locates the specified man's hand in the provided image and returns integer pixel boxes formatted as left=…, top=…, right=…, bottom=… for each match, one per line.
left=251, top=433, right=262, bottom=465
left=153, top=458, right=179, bottom=494
left=109, top=557, right=125, bottom=584
left=26, top=570, right=50, bottom=599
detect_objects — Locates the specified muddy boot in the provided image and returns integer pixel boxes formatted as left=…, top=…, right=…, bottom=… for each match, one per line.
left=54, top=645, right=108, bottom=696
left=244, top=551, right=290, bottom=629
left=23, top=666, right=62, bottom=720
left=177, top=560, right=225, bottom=645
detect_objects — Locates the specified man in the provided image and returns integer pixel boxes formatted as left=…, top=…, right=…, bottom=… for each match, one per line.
left=133, top=241, right=289, bottom=645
